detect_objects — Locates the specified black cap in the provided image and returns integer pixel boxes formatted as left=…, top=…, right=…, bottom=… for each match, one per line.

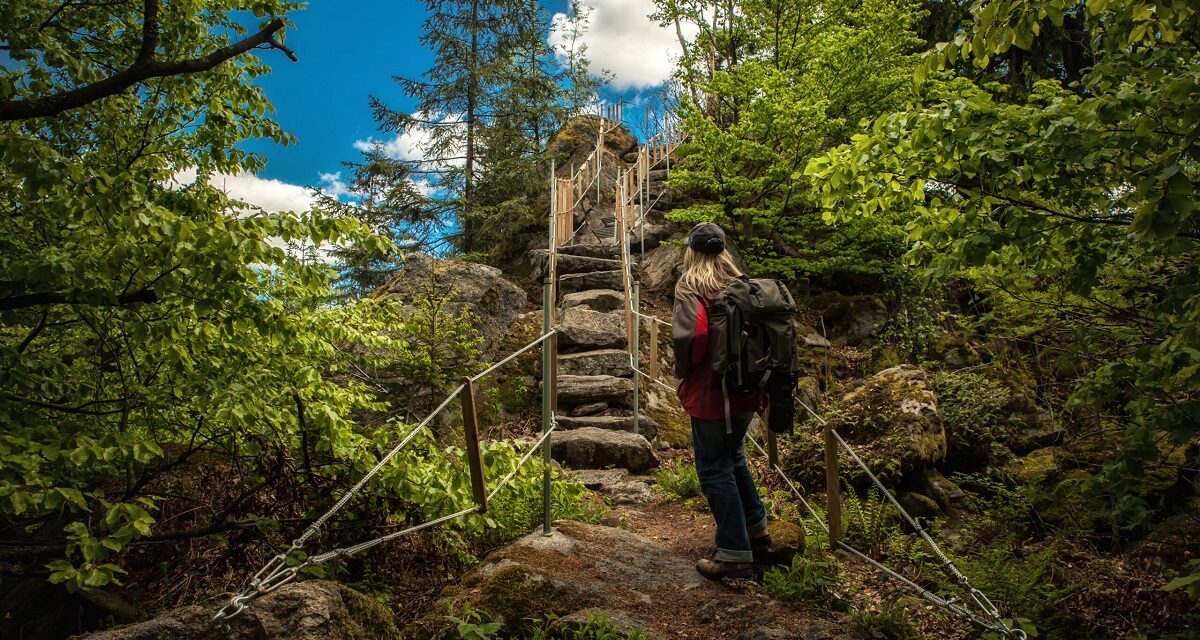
left=687, top=222, right=726, bottom=255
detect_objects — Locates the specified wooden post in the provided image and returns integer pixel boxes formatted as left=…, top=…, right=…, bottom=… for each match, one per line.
left=824, top=421, right=842, bottom=544
left=460, top=379, right=488, bottom=512
left=648, top=320, right=659, bottom=379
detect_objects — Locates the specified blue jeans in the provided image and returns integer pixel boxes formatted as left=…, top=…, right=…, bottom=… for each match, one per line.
left=692, top=413, right=768, bottom=562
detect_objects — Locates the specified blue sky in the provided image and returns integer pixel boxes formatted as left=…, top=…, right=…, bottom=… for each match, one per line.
left=230, top=0, right=687, bottom=211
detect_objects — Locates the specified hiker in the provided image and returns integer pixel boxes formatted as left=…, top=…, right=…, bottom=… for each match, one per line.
left=672, top=222, right=772, bottom=581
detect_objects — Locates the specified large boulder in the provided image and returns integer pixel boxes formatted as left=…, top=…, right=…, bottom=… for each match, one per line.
left=549, top=116, right=638, bottom=168
left=370, top=253, right=526, bottom=350
left=788, top=365, right=945, bottom=487
left=551, top=427, right=659, bottom=472
left=73, top=581, right=398, bottom=640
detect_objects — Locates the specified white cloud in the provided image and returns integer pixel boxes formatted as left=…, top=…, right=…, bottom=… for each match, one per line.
left=318, top=171, right=358, bottom=200
left=549, top=0, right=692, bottom=91
left=202, top=171, right=319, bottom=213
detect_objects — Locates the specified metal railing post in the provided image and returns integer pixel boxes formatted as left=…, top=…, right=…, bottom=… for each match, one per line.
left=648, top=320, right=659, bottom=379
left=631, top=279, right=640, bottom=436
left=542, top=278, right=554, bottom=536
left=824, top=421, right=842, bottom=544
left=459, top=379, right=488, bottom=512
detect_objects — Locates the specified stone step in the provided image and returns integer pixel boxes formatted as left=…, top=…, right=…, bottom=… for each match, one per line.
left=558, top=244, right=621, bottom=259
left=559, top=270, right=622, bottom=295
left=530, top=250, right=623, bottom=279
left=557, top=307, right=626, bottom=352
left=551, top=427, right=658, bottom=472
left=556, top=414, right=659, bottom=441
left=556, top=374, right=632, bottom=405
left=559, top=348, right=632, bottom=377
left=559, top=289, right=624, bottom=313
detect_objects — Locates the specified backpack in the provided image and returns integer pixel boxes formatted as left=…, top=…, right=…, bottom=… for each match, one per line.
left=708, top=277, right=800, bottom=434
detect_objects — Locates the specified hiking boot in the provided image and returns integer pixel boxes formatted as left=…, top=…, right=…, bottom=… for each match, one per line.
left=696, top=557, right=754, bottom=581
left=751, top=532, right=774, bottom=563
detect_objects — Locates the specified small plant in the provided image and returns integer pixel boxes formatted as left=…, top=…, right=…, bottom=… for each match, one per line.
left=763, top=553, right=838, bottom=602
left=850, top=602, right=924, bottom=640
left=448, top=605, right=502, bottom=639
left=843, top=487, right=902, bottom=556
left=655, top=461, right=701, bottom=499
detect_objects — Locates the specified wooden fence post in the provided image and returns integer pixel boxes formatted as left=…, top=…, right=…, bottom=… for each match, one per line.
left=460, top=378, right=488, bottom=513
left=824, top=421, right=841, bottom=544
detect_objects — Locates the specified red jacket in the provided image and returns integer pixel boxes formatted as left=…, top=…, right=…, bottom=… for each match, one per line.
left=672, top=290, right=761, bottom=420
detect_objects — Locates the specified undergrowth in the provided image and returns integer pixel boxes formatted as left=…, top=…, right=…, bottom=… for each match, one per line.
left=655, top=461, right=701, bottom=499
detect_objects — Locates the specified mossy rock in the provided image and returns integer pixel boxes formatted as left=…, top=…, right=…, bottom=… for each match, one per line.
left=767, top=520, right=806, bottom=551
left=647, top=402, right=691, bottom=448
left=1004, top=447, right=1061, bottom=485
left=474, top=564, right=591, bottom=631
left=927, top=333, right=982, bottom=370
left=785, top=365, right=945, bottom=489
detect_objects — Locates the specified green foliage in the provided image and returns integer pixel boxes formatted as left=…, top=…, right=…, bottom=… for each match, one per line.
left=808, top=0, right=1200, bottom=516
left=850, top=602, right=925, bottom=640
left=763, top=552, right=838, bottom=603
left=449, top=605, right=504, bottom=639
left=0, top=0, right=426, bottom=591
left=661, top=0, right=926, bottom=286
left=1163, top=560, right=1200, bottom=603
left=843, top=488, right=902, bottom=556
left=654, top=461, right=701, bottom=499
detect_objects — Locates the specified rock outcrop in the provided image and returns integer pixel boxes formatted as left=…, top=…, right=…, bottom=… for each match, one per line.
left=370, top=253, right=526, bottom=350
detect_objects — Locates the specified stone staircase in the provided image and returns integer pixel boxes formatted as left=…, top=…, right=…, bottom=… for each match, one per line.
left=548, top=154, right=676, bottom=476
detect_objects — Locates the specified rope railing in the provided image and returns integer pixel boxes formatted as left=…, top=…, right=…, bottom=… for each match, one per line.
left=212, top=329, right=562, bottom=629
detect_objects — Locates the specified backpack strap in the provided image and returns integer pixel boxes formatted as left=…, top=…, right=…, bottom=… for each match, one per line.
left=722, top=376, right=732, bottom=434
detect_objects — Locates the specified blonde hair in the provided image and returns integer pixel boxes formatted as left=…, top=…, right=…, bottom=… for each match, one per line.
left=675, top=246, right=742, bottom=299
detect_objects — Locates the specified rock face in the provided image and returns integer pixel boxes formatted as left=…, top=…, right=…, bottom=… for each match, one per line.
left=808, top=293, right=889, bottom=346
left=371, top=253, right=527, bottom=349
left=788, top=365, right=945, bottom=487
left=552, top=427, right=658, bottom=472
left=74, top=581, right=398, bottom=640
